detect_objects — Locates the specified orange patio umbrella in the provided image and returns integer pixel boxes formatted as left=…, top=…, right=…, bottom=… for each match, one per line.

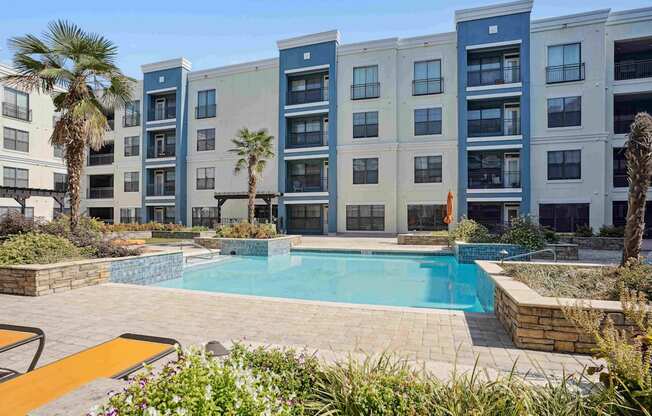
left=443, top=191, right=454, bottom=225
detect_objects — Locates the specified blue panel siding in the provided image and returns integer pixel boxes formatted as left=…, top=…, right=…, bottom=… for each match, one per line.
left=457, top=11, right=531, bottom=219
left=278, top=41, right=338, bottom=234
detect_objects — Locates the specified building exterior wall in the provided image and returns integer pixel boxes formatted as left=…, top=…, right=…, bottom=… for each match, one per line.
left=2, top=1, right=651, bottom=235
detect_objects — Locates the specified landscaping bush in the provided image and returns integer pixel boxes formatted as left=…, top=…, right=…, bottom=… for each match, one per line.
left=0, top=211, right=41, bottom=237
left=499, top=215, right=546, bottom=250
left=574, top=224, right=594, bottom=237
left=97, top=344, right=632, bottom=416
left=216, top=222, right=278, bottom=239
left=448, top=218, right=491, bottom=244
left=100, top=221, right=185, bottom=232
left=0, top=233, right=83, bottom=265
left=598, top=225, right=625, bottom=238
left=542, top=226, right=559, bottom=244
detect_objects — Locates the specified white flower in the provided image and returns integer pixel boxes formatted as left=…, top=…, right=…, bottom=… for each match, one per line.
left=204, top=384, right=213, bottom=400
left=172, top=395, right=181, bottom=404
left=175, top=408, right=188, bottom=416
left=87, top=405, right=100, bottom=416
left=146, top=407, right=159, bottom=416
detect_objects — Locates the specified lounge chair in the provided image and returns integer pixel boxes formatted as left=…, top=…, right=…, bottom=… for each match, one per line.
left=0, top=333, right=178, bottom=416
left=0, top=324, right=45, bottom=380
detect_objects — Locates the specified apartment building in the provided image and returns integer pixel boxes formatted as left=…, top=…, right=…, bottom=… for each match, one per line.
left=3, top=0, right=652, bottom=234
left=0, top=64, right=67, bottom=219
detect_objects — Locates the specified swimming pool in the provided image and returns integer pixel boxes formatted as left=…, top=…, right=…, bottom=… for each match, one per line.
left=155, top=251, right=495, bottom=312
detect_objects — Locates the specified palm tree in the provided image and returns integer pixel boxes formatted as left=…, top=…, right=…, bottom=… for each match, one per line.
left=2, top=21, right=133, bottom=230
left=622, top=112, right=652, bottom=265
left=230, top=128, right=275, bottom=223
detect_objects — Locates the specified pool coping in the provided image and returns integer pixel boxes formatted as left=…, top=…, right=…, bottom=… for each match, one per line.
left=290, top=247, right=454, bottom=256
left=107, top=281, right=495, bottom=317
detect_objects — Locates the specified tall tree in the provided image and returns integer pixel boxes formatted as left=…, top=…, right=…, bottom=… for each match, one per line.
left=622, top=112, right=652, bottom=265
left=230, top=128, right=275, bottom=224
left=3, top=21, right=133, bottom=230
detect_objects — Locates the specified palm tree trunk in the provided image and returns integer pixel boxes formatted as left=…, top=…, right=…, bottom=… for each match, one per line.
left=66, top=139, right=85, bottom=231
left=247, top=161, right=257, bottom=224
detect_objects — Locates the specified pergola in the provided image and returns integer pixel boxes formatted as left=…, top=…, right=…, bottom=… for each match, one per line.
left=0, top=186, right=66, bottom=215
left=213, top=191, right=281, bottom=222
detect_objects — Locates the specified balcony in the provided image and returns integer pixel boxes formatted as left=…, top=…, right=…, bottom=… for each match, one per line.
left=614, top=38, right=652, bottom=81
left=88, top=152, right=114, bottom=166
left=468, top=118, right=520, bottom=137
left=468, top=170, right=521, bottom=189
left=287, top=131, right=327, bottom=148
left=286, top=176, right=328, bottom=193
left=152, top=106, right=176, bottom=121
left=467, top=66, right=520, bottom=87
left=413, top=78, right=443, bottom=95
left=287, top=87, right=328, bottom=105
left=147, top=183, right=175, bottom=197
left=196, top=104, right=216, bottom=119
left=613, top=92, right=652, bottom=134
left=147, top=143, right=176, bottom=159
left=87, top=187, right=114, bottom=199
left=546, top=63, right=585, bottom=84
left=2, top=103, right=31, bottom=121
left=351, top=83, right=380, bottom=100
left=123, top=113, right=140, bottom=127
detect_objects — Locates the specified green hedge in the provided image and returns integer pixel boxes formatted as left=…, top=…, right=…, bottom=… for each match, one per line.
left=0, top=233, right=83, bottom=265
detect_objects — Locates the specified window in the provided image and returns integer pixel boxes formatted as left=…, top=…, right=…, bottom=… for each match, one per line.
left=124, top=172, right=139, bottom=192
left=196, top=90, right=216, bottom=118
left=53, top=173, right=67, bottom=192
left=3, top=167, right=28, bottom=187
left=547, top=43, right=583, bottom=83
left=413, top=60, right=442, bottom=95
left=289, top=117, right=324, bottom=147
left=197, top=128, right=215, bottom=151
left=547, top=150, right=581, bottom=180
left=407, top=204, right=447, bottom=231
left=613, top=201, right=652, bottom=238
left=287, top=204, right=322, bottom=232
left=353, top=112, right=378, bottom=138
left=346, top=205, right=384, bottom=231
left=613, top=148, right=627, bottom=188
left=53, top=143, right=64, bottom=158
left=196, top=167, right=215, bottom=190
left=414, top=156, right=442, bottom=183
left=547, top=97, right=581, bottom=128
left=123, top=100, right=140, bottom=127
left=192, top=207, right=219, bottom=227
left=352, top=66, right=379, bottom=99
left=414, top=108, right=442, bottom=135
left=353, top=158, right=378, bottom=184
left=124, top=136, right=139, bottom=157
left=539, top=203, right=589, bottom=233
left=467, top=106, right=502, bottom=136
left=120, top=208, right=142, bottom=224
left=467, top=56, right=501, bottom=86
left=2, top=87, right=30, bottom=121
left=0, top=206, right=33, bottom=219
left=3, top=127, right=29, bottom=152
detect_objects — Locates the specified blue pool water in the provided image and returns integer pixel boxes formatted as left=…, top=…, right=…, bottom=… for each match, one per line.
left=155, top=252, right=494, bottom=312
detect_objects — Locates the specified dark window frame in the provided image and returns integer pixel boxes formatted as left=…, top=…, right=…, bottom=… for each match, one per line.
left=351, top=65, right=380, bottom=100
left=196, top=89, right=216, bottom=119
left=124, top=136, right=140, bottom=157
left=414, top=108, right=442, bottom=136
left=352, top=158, right=379, bottom=185
left=539, top=203, right=590, bottom=233
left=124, top=172, right=139, bottom=192
left=547, top=150, right=581, bottom=180
left=197, top=128, right=216, bottom=151
left=192, top=207, right=220, bottom=227
left=547, top=96, right=581, bottom=128
left=3, top=127, right=29, bottom=152
left=346, top=204, right=385, bottom=231
left=413, top=59, right=443, bottom=95
left=414, top=156, right=443, bottom=183
left=352, top=111, right=379, bottom=138
left=407, top=204, right=447, bottom=231
left=196, top=167, right=215, bottom=190
left=3, top=166, right=28, bottom=187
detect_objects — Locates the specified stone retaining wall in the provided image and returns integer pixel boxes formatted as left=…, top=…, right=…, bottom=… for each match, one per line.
left=531, top=244, right=579, bottom=261
left=0, top=251, right=183, bottom=296
left=454, top=242, right=526, bottom=263
left=397, top=234, right=449, bottom=246
left=151, top=231, right=201, bottom=239
left=478, top=261, right=634, bottom=353
left=558, top=236, right=623, bottom=250
left=105, top=231, right=152, bottom=240
left=194, top=237, right=220, bottom=250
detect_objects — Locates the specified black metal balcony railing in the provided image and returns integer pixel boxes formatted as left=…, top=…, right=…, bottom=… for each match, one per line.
left=468, top=118, right=521, bottom=137
left=147, top=143, right=176, bottom=159
left=196, top=104, right=216, bottom=119
left=287, top=176, right=328, bottom=193
left=287, top=87, right=328, bottom=105
left=152, top=107, right=176, bottom=121
left=87, top=187, right=114, bottom=199
left=546, top=63, right=585, bottom=84
left=2, top=103, right=32, bottom=121
left=351, top=83, right=380, bottom=100
left=614, top=116, right=635, bottom=135
left=412, top=78, right=443, bottom=95
left=467, top=66, right=520, bottom=87
left=353, top=124, right=379, bottom=138
left=123, top=113, right=141, bottom=127
left=147, top=183, right=175, bottom=197
left=54, top=183, right=67, bottom=193
left=287, top=131, right=328, bottom=148
left=88, top=153, right=114, bottom=166
left=468, top=170, right=521, bottom=189
left=614, top=59, right=652, bottom=81
left=415, top=120, right=442, bottom=136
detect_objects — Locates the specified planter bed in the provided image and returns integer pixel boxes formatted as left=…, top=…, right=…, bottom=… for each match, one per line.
left=558, top=236, right=623, bottom=251
left=397, top=233, right=449, bottom=246
left=477, top=260, right=639, bottom=353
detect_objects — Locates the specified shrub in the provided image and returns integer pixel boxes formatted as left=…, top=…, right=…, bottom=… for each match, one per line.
left=100, top=222, right=185, bottom=232
left=610, top=258, right=652, bottom=299
left=0, top=233, right=83, bottom=265
left=574, top=224, right=594, bottom=237
left=500, top=216, right=546, bottom=250
left=598, top=225, right=625, bottom=238
left=216, top=222, right=278, bottom=239
left=0, top=212, right=41, bottom=237
left=542, top=226, right=559, bottom=243
left=449, top=218, right=491, bottom=244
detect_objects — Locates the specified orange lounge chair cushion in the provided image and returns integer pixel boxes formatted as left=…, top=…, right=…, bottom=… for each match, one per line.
left=0, top=329, right=35, bottom=351
left=0, top=335, right=174, bottom=416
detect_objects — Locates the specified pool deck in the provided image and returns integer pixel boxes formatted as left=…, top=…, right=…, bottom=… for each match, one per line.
left=294, top=235, right=450, bottom=253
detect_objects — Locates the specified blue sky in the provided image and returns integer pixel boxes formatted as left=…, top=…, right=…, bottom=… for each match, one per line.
left=2, top=0, right=651, bottom=77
